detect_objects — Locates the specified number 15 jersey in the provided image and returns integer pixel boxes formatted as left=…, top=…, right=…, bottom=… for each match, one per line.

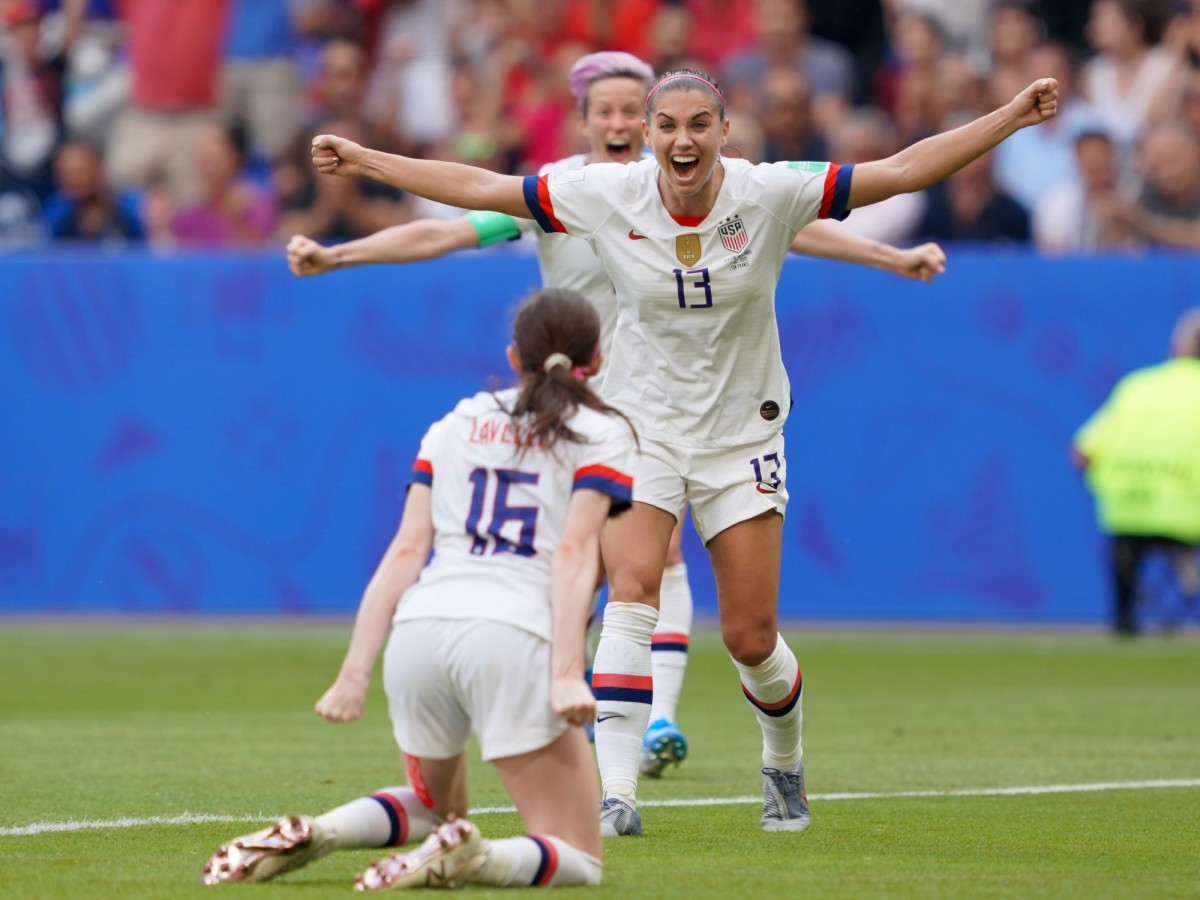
left=523, top=156, right=854, bottom=449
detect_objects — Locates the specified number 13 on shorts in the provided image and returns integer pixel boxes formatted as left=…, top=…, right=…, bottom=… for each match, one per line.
left=750, top=452, right=783, bottom=494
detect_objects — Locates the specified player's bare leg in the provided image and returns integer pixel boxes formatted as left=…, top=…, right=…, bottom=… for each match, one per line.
left=707, top=510, right=810, bottom=832
left=357, top=729, right=602, bottom=889
left=594, top=501, right=674, bottom=834
left=643, top=511, right=693, bottom=777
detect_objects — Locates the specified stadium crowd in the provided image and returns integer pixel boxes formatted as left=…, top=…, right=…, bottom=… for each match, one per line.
left=2, top=0, right=1199, bottom=253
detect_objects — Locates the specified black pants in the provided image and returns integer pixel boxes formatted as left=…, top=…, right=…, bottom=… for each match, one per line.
left=1110, top=535, right=1197, bottom=635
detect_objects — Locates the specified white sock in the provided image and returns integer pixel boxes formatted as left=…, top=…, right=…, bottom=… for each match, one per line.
left=475, top=834, right=602, bottom=886
left=648, top=562, right=693, bottom=725
left=731, top=635, right=803, bottom=770
left=314, top=787, right=436, bottom=849
left=592, top=600, right=658, bottom=800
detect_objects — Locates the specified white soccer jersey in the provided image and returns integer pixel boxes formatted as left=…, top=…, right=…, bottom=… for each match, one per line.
left=394, top=387, right=635, bottom=641
left=523, top=156, right=855, bottom=448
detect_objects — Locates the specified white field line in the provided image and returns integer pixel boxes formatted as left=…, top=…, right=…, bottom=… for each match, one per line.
left=4, top=778, right=1198, bottom=838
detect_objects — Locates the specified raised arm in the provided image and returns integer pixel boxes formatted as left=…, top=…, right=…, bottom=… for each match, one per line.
left=847, top=79, right=1058, bottom=210
left=791, top=220, right=947, bottom=283
left=286, top=217, right=486, bottom=277
left=312, top=134, right=530, bottom=218
left=313, top=485, right=434, bottom=723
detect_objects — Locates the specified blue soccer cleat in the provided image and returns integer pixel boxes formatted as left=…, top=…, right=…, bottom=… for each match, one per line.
left=639, top=718, right=688, bottom=778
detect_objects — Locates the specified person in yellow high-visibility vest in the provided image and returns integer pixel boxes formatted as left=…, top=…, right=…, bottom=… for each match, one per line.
left=1072, top=308, right=1200, bottom=634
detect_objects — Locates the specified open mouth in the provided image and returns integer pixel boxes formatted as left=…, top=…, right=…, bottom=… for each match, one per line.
left=606, top=140, right=632, bottom=162
left=671, top=155, right=699, bottom=179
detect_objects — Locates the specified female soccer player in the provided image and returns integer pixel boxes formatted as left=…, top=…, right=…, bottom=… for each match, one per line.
left=286, top=50, right=947, bottom=783
left=308, top=68, right=1057, bottom=837
left=201, top=288, right=636, bottom=889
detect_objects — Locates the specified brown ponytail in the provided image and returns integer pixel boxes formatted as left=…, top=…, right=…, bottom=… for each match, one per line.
left=505, top=288, right=636, bottom=451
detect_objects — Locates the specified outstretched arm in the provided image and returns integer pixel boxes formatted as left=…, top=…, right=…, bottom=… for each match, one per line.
left=791, top=220, right=947, bottom=283
left=312, top=134, right=530, bottom=218
left=314, top=486, right=434, bottom=723
left=286, top=217, right=487, bottom=276
left=848, top=79, right=1058, bottom=209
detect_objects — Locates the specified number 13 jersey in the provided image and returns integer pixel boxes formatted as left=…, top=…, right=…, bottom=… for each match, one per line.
left=523, top=156, right=854, bottom=449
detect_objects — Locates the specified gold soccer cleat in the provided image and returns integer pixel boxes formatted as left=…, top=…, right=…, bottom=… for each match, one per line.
left=355, top=816, right=487, bottom=891
left=200, top=814, right=334, bottom=884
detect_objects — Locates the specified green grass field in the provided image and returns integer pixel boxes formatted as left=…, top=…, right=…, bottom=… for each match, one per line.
left=2, top=623, right=1198, bottom=900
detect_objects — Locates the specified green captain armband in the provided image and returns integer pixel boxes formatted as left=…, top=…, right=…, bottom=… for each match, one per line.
left=467, top=210, right=523, bottom=247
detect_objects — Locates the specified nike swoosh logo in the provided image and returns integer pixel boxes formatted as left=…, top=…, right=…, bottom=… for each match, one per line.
left=628, top=229, right=649, bottom=240
left=755, top=484, right=777, bottom=494
left=596, top=714, right=623, bottom=723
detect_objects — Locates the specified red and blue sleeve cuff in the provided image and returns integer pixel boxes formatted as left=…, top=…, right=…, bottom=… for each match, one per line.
left=574, top=464, right=632, bottom=515
left=411, top=458, right=433, bottom=487
left=522, top=174, right=568, bottom=234
left=818, top=162, right=854, bottom=221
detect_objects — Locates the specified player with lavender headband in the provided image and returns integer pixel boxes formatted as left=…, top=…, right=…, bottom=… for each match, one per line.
left=287, top=50, right=949, bottom=788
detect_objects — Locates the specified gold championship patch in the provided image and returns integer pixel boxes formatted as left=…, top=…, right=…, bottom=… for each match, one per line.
left=676, top=234, right=701, bottom=266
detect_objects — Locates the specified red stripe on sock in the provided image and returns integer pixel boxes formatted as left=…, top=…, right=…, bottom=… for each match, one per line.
left=531, top=835, right=559, bottom=886
left=590, top=673, right=653, bottom=690
left=652, top=632, right=689, bottom=646
left=372, top=792, right=409, bottom=846
left=743, top=668, right=802, bottom=711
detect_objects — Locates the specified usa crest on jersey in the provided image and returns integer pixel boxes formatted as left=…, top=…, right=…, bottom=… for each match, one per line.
left=718, top=215, right=749, bottom=253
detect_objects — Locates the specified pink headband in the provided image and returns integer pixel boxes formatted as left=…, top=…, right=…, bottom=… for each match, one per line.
left=645, top=74, right=725, bottom=111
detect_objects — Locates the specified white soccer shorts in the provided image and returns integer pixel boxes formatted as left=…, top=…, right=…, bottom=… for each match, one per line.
left=382, top=617, right=567, bottom=762
left=633, top=430, right=788, bottom=544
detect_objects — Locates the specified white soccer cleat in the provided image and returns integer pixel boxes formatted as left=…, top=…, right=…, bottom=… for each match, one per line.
left=599, top=796, right=643, bottom=837
left=200, top=814, right=334, bottom=884
left=761, top=765, right=811, bottom=832
left=355, top=816, right=488, bottom=891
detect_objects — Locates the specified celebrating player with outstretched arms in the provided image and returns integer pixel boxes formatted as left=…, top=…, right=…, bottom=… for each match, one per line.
left=201, top=288, right=636, bottom=889
left=289, top=51, right=947, bottom=787
left=309, top=70, right=1058, bottom=838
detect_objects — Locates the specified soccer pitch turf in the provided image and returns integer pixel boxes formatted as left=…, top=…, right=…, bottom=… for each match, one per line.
left=2, top=623, right=1198, bottom=900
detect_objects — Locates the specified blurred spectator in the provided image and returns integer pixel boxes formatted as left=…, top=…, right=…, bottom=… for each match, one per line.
left=507, top=40, right=586, bottom=173
left=0, top=0, right=77, bottom=199
left=168, top=123, right=278, bottom=246
left=985, top=0, right=1044, bottom=106
left=807, top=0, right=887, bottom=104
left=674, top=0, right=759, bottom=70
left=43, top=138, right=143, bottom=242
left=1079, top=0, right=1176, bottom=168
left=1034, top=127, right=1131, bottom=252
left=559, top=0, right=661, bottom=61
left=219, top=0, right=311, bottom=169
left=0, top=162, right=43, bottom=246
left=274, top=117, right=410, bottom=240
left=647, top=4, right=695, bottom=74
left=723, top=0, right=857, bottom=132
left=1107, top=118, right=1200, bottom=246
left=898, top=0, right=992, bottom=54
left=760, top=67, right=827, bottom=162
left=104, top=0, right=230, bottom=206
left=994, top=41, right=1099, bottom=214
left=916, top=114, right=1030, bottom=242
left=363, top=0, right=456, bottom=153
left=826, top=106, right=924, bottom=244
left=875, top=11, right=946, bottom=141
left=1072, top=307, right=1200, bottom=635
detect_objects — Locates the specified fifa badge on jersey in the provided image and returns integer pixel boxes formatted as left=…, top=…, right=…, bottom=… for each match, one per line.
left=718, top=215, right=749, bottom=253
left=676, top=234, right=701, bottom=266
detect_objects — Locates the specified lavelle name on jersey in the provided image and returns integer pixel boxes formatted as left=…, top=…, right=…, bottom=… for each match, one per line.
left=468, top=416, right=546, bottom=448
